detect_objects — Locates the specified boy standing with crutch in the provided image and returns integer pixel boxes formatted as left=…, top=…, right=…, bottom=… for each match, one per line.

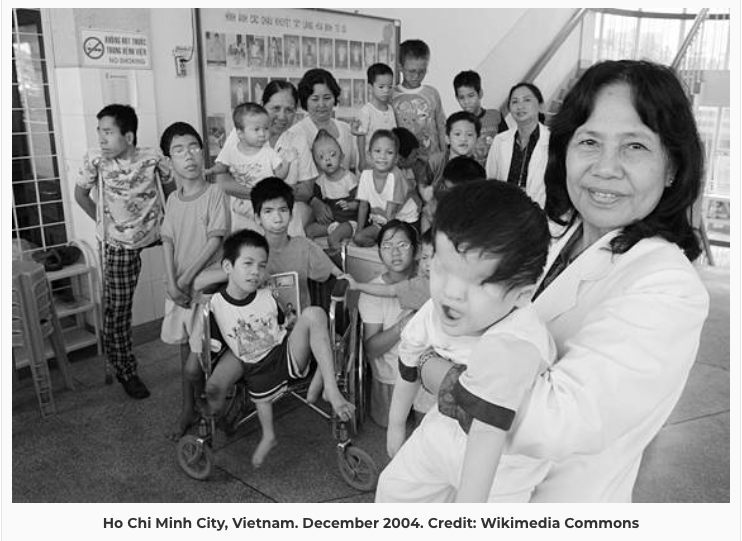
left=75, top=104, right=174, bottom=399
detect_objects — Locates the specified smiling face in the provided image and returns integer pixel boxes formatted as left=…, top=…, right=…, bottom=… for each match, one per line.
left=306, top=83, right=336, bottom=123
left=264, top=88, right=297, bottom=137
left=430, top=232, right=531, bottom=337
left=508, top=85, right=541, bottom=126
left=566, top=83, right=673, bottom=244
left=446, top=119, right=478, bottom=158
left=237, top=112, right=270, bottom=148
left=168, top=134, right=204, bottom=182
left=378, top=228, right=415, bottom=277
left=369, top=135, right=398, bottom=174
left=224, top=244, right=268, bottom=299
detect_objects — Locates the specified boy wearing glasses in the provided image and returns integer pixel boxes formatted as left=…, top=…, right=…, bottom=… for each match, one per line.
left=158, top=122, right=230, bottom=441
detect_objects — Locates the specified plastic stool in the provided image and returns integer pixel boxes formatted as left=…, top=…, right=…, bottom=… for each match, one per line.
left=12, top=260, right=75, bottom=417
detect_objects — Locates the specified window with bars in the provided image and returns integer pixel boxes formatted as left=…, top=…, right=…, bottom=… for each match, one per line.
left=12, top=8, right=67, bottom=255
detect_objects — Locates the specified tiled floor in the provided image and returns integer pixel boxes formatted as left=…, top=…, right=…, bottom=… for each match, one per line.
left=11, top=257, right=730, bottom=503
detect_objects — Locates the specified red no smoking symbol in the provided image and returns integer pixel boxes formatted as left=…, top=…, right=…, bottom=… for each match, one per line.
left=83, top=36, right=104, bottom=59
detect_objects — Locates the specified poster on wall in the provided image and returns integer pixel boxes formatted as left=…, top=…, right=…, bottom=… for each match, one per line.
left=196, top=8, right=399, bottom=161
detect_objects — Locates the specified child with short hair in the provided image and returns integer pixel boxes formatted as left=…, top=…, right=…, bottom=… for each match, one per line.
left=204, top=229, right=355, bottom=467
left=304, top=130, right=359, bottom=253
left=75, top=103, right=175, bottom=399
left=376, top=180, right=556, bottom=503
left=212, top=102, right=296, bottom=232
left=453, top=70, right=507, bottom=168
left=353, top=130, right=419, bottom=247
left=353, top=63, right=397, bottom=170
left=391, top=40, right=447, bottom=155
left=158, top=122, right=230, bottom=441
left=428, top=111, right=481, bottom=188
left=393, top=126, right=430, bottom=205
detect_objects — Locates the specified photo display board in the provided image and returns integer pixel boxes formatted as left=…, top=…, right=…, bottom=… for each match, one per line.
left=196, top=8, right=399, bottom=160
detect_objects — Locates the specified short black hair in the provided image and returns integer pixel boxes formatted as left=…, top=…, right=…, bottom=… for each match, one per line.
left=159, top=122, right=203, bottom=157
left=367, top=62, right=394, bottom=84
left=399, top=39, right=430, bottom=63
left=453, top=70, right=482, bottom=94
left=233, top=102, right=268, bottom=131
left=222, top=229, right=269, bottom=265
left=446, top=110, right=481, bottom=137
left=97, top=104, right=138, bottom=146
left=442, top=156, right=486, bottom=186
left=433, top=180, right=549, bottom=291
left=250, top=176, right=295, bottom=215
left=369, top=129, right=399, bottom=153
left=297, top=68, right=341, bottom=110
left=420, top=228, right=433, bottom=246
left=392, top=127, right=419, bottom=159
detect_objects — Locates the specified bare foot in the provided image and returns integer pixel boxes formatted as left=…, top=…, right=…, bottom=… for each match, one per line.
left=306, top=370, right=324, bottom=403
left=252, top=435, right=277, bottom=468
left=165, top=411, right=198, bottom=442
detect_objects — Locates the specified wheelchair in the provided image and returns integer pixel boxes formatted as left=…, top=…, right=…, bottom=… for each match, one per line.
left=175, top=267, right=379, bottom=492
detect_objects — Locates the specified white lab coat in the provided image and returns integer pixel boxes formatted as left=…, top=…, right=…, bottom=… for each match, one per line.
left=507, top=223, right=710, bottom=501
left=485, top=123, right=549, bottom=208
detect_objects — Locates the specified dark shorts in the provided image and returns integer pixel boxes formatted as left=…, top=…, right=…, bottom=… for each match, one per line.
left=236, top=335, right=311, bottom=402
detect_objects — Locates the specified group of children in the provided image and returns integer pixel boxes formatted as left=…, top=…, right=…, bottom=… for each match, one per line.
left=76, top=37, right=558, bottom=501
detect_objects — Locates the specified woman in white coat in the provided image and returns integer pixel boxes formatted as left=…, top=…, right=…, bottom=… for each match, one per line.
left=485, top=82, right=549, bottom=207
left=409, top=60, right=710, bottom=502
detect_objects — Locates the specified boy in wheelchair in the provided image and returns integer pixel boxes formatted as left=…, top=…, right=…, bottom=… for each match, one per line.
left=204, top=229, right=355, bottom=467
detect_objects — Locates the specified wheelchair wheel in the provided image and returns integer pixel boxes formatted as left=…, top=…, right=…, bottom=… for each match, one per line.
left=177, top=435, right=214, bottom=480
left=337, top=445, right=378, bottom=491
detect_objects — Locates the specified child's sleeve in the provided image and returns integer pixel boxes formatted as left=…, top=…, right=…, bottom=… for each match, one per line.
left=455, top=334, right=543, bottom=431
left=160, top=196, right=175, bottom=245
left=397, top=301, right=433, bottom=381
left=215, top=129, right=238, bottom=165
left=306, top=239, right=337, bottom=283
left=206, top=186, right=230, bottom=239
left=77, top=150, right=100, bottom=190
left=432, top=88, right=447, bottom=152
left=395, top=276, right=430, bottom=311
left=355, top=171, right=370, bottom=202
left=390, top=170, right=408, bottom=205
left=269, top=147, right=284, bottom=170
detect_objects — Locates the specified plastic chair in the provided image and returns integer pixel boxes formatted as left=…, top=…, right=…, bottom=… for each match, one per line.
left=12, top=260, right=75, bottom=417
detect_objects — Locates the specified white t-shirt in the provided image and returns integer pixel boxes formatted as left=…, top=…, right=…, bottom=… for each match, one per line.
left=356, top=169, right=418, bottom=225
left=316, top=170, right=358, bottom=200
left=356, top=102, right=397, bottom=153
left=216, top=144, right=282, bottom=219
left=358, top=276, right=413, bottom=385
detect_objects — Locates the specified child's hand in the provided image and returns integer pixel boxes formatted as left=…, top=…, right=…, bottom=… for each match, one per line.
left=279, top=147, right=298, bottom=163
left=176, top=275, right=193, bottom=295
left=167, top=284, right=191, bottom=308
left=350, top=118, right=366, bottom=136
left=387, top=423, right=407, bottom=458
left=341, top=273, right=358, bottom=290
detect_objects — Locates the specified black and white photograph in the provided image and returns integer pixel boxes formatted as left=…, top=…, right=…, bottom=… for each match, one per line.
left=226, top=33, right=247, bottom=68
left=284, top=34, right=300, bottom=69
left=319, top=37, right=334, bottom=69
left=301, top=36, right=318, bottom=69
left=266, top=36, right=283, bottom=68
left=349, top=40, right=363, bottom=71
left=335, top=38, right=349, bottom=70
left=205, top=30, right=226, bottom=66
left=7, top=9, right=734, bottom=538
left=229, top=76, right=249, bottom=108
left=247, top=34, right=265, bottom=68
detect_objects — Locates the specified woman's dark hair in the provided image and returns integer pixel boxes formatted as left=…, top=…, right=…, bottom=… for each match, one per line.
left=297, top=69, right=341, bottom=110
left=434, top=180, right=549, bottom=292
left=544, top=59, right=703, bottom=261
left=508, top=82, right=546, bottom=124
left=376, top=219, right=420, bottom=260
left=261, top=80, right=299, bottom=108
